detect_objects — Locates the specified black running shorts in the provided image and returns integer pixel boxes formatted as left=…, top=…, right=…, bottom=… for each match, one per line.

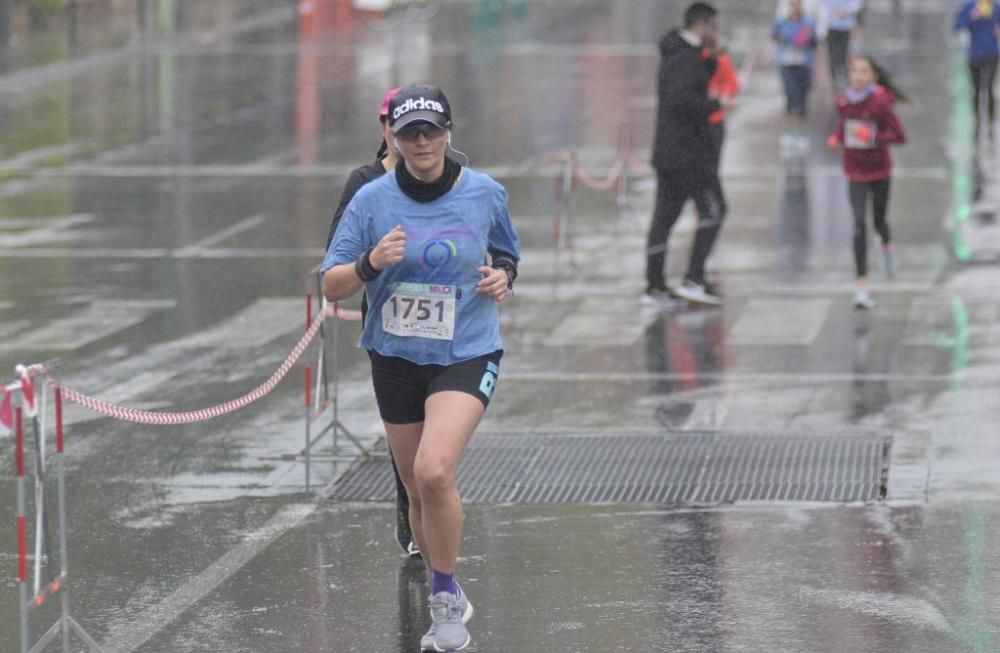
left=368, top=349, right=503, bottom=424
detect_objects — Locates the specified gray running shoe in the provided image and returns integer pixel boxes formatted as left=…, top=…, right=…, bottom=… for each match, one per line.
left=420, top=586, right=473, bottom=651
left=420, top=622, right=438, bottom=652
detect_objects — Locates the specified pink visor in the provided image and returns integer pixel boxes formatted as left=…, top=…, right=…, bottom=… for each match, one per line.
left=379, top=86, right=404, bottom=119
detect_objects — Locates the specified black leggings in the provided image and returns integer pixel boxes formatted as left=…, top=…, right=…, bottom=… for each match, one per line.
left=970, top=56, right=998, bottom=134
left=827, top=29, right=852, bottom=87
left=849, top=178, right=891, bottom=278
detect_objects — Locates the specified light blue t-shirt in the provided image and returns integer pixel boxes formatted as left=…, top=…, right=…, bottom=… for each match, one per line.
left=823, top=0, right=861, bottom=31
left=322, top=167, right=520, bottom=366
left=773, top=17, right=818, bottom=68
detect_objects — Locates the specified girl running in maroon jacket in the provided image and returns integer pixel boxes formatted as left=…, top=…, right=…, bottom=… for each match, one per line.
left=826, top=56, right=907, bottom=309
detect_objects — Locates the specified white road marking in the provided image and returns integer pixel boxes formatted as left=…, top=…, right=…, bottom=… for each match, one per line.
left=0, top=301, right=170, bottom=351
left=102, top=501, right=322, bottom=653
left=0, top=247, right=323, bottom=259
left=0, top=214, right=94, bottom=247
left=163, top=298, right=306, bottom=350
left=728, top=298, right=831, bottom=346
left=172, top=215, right=266, bottom=257
left=544, top=295, right=658, bottom=346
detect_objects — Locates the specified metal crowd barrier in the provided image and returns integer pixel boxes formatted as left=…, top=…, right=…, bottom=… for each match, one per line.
left=550, top=124, right=633, bottom=251
left=301, top=265, right=368, bottom=492
left=3, top=367, right=104, bottom=653
left=1, top=284, right=373, bottom=648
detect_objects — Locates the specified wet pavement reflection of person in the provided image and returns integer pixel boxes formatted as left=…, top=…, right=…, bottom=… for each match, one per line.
left=644, top=308, right=729, bottom=428
left=776, top=166, right=813, bottom=280
left=850, top=312, right=892, bottom=422
left=397, top=556, right=428, bottom=653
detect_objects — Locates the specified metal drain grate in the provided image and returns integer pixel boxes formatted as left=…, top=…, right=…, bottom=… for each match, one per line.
left=333, top=432, right=892, bottom=504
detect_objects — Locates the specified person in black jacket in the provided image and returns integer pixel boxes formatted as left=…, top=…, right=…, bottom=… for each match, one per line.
left=326, top=86, right=421, bottom=559
left=645, top=2, right=733, bottom=306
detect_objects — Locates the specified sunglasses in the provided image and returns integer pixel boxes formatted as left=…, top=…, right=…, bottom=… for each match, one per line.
left=396, top=123, right=447, bottom=142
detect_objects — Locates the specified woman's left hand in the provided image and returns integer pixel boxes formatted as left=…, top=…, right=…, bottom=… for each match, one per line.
left=475, top=266, right=512, bottom=303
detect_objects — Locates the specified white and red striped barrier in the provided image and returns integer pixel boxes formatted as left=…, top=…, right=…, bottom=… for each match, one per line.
left=5, top=298, right=362, bottom=651
left=8, top=378, right=103, bottom=652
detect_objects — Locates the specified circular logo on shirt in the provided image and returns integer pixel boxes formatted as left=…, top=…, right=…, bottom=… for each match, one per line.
left=421, top=239, right=457, bottom=269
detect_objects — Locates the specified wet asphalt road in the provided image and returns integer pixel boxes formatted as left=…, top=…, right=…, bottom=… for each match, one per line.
left=1, top=0, right=1000, bottom=651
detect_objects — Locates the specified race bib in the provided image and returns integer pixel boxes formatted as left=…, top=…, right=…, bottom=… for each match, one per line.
left=381, top=282, right=456, bottom=341
left=844, top=119, right=877, bottom=149
left=782, top=49, right=808, bottom=66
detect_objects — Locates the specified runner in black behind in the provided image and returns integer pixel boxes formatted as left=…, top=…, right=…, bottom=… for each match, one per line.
left=326, top=86, right=420, bottom=558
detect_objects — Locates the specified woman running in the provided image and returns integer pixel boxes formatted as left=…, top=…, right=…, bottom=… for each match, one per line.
left=954, top=0, right=1000, bottom=141
left=322, top=84, right=520, bottom=652
left=773, top=0, right=819, bottom=154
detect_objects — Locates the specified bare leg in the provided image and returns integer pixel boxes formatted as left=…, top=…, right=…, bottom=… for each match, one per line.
left=414, top=391, right=485, bottom=575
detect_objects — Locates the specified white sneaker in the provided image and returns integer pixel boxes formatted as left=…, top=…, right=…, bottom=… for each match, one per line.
left=780, top=132, right=795, bottom=156
left=674, top=279, right=723, bottom=306
left=640, top=287, right=680, bottom=307
left=853, top=290, right=875, bottom=310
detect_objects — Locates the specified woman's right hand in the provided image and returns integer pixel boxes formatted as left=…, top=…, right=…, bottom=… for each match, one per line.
left=370, top=225, right=407, bottom=270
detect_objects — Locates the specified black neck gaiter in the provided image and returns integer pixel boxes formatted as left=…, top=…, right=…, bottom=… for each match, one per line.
left=396, top=156, right=461, bottom=203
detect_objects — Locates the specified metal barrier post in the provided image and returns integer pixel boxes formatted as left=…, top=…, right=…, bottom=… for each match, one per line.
left=304, top=363, right=312, bottom=492
left=326, top=299, right=363, bottom=454
left=16, top=399, right=29, bottom=653
left=57, top=387, right=70, bottom=653
left=617, top=125, right=631, bottom=209
left=299, top=268, right=367, bottom=493
left=557, top=154, right=574, bottom=251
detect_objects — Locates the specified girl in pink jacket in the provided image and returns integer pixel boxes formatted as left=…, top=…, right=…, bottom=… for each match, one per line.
left=827, top=56, right=907, bottom=309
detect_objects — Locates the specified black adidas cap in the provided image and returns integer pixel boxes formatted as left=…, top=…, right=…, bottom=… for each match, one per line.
left=387, top=84, right=453, bottom=134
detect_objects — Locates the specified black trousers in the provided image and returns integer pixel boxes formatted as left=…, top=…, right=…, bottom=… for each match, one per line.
left=970, top=56, right=999, bottom=135
left=849, top=177, right=891, bottom=278
left=708, top=122, right=725, bottom=173
left=646, top=166, right=727, bottom=288
left=827, top=29, right=852, bottom=88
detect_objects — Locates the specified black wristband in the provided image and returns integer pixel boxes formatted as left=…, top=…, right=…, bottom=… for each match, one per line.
left=355, top=248, right=381, bottom=283
left=491, top=255, right=518, bottom=289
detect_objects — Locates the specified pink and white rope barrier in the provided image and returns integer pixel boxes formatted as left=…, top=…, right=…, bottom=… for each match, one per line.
left=25, top=303, right=360, bottom=426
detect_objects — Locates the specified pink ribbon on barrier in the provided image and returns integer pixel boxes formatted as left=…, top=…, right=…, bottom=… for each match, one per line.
left=549, top=128, right=632, bottom=193
left=573, top=153, right=628, bottom=192
left=0, top=387, right=11, bottom=438
left=15, top=365, right=37, bottom=418
left=25, top=302, right=360, bottom=426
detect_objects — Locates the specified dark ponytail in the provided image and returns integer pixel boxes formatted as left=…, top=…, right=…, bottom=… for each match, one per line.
left=864, top=56, right=910, bottom=104
left=375, top=138, right=388, bottom=161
